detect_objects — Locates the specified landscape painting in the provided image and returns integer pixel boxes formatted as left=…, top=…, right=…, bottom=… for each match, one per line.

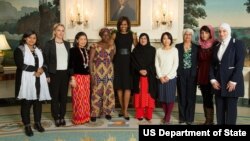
left=0, top=0, right=60, bottom=66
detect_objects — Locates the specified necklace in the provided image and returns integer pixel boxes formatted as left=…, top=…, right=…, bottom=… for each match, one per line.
left=55, top=41, right=64, bottom=44
left=79, top=48, right=89, bottom=68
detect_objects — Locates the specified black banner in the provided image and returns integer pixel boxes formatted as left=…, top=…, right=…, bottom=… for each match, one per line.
left=139, top=125, right=249, bottom=139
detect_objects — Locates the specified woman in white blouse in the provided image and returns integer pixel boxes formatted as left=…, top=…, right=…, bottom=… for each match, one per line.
left=155, top=32, right=179, bottom=124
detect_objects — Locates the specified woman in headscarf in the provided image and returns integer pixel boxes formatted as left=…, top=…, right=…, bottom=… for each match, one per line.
left=89, top=28, right=115, bottom=122
left=131, top=33, right=156, bottom=123
left=155, top=32, right=178, bottom=125
left=210, top=23, right=245, bottom=125
left=197, top=25, right=219, bottom=125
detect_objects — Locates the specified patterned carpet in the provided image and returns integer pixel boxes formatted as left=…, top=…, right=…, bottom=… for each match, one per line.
left=0, top=105, right=249, bottom=141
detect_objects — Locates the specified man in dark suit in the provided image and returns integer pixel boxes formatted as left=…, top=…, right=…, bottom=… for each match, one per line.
left=210, top=23, right=245, bottom=125
left=111, top=0, right=136, bottom=21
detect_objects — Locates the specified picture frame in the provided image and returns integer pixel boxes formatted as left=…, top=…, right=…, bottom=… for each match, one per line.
left=105, top=0, right=140, bottom=26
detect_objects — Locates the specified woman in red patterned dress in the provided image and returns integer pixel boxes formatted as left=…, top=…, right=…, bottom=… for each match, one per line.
left=69, top=32, right=90, bottom=125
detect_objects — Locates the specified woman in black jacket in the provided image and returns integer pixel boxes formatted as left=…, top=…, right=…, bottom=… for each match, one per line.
left=209, top=23, right=245, bottom=125
left=176, top=28, right=198, bottom=125
left=43, top=23, right=71, bottom=127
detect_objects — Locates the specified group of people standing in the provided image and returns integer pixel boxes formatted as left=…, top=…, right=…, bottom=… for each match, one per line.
left=14, top=16, right=245, bottom=137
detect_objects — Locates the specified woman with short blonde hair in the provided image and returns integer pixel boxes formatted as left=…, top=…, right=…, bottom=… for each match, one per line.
left=43, top=23, right=71, bottom=127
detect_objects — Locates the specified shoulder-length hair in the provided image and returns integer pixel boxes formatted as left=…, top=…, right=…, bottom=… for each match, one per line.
left=73, top=32, right=88, bottom=48
left=116, top=16, right=131, bottom=32
left=19, top=30, right=39, bottom=47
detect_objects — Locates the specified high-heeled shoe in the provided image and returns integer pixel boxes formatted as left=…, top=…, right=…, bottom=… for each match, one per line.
left=34, top=122, right=45, bottom=132
left=91, top=117, right=96, bottom=122
left=54, top=119, right=61, bottom=127
left=24, top=125, right=33, bottom=137
left=118, top=113, right=124, bottom=117
left=124, top=112, right=130, bottom=120
left=105, top=115, right=112, bottom=120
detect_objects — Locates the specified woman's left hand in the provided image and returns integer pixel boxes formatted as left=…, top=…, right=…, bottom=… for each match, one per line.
left=227, top=81, right=236, bottom=92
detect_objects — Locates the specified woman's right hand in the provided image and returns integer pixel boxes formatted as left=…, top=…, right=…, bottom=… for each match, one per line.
left=91, top=43, right=97, bottom=49
left=212, top=80, right=221, bottom=90
left=160, top=77, right=166, bottom=84
left=70, top=76, right=77, bottom=88
left=70, top=79, right=77, bottom=88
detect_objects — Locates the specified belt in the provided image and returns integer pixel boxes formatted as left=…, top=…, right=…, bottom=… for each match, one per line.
left=118, top=49, right=130, bottom=55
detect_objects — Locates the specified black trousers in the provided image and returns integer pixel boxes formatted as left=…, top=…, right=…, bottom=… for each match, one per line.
left=199, top=84, right=214, bottom=108
left=49, top=70, right=69, bottom=120
left=177, top=69, right=197, bottom=123
left=215, top=95, right=238, bottom=125
left=21, top=100, right=42, bottom=126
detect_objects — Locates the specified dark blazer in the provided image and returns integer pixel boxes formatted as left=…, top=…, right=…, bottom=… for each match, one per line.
left=209, top=38, right=245, bottom=97
left=176, top=43, right=198, bottom=77
left=43, top=39, right=71, bottom=77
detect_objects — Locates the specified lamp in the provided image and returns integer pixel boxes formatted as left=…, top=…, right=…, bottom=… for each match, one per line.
left=0, top=34, right=11, bottom=72
left=69, top=4, right=88, bottom=28
left=154, top=3, right=173, bottom=28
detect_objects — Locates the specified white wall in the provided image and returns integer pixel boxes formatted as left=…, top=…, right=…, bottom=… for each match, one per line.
left=60, top=0, right=184, bottom=43
left=59, top=0, right=250, bottom=99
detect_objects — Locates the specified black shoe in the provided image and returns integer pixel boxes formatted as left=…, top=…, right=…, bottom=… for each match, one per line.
left=55, top=119, right=61, bottom=127
left=179, top=121, right=185, bottom=124
left=25, top=126, right=34, bottom=137
left=60, top=119, right=66, bottom=126
left=186, top=122, right=193, bottom=125
left=91, top=117, right=96, bottom=122
left=34, top=122, right=45, bottom=132
left=124, top=116, right=130, bottom=120
left=105, top=115, right=112, bottom=120
left=118, top=113, right=124, bottom=117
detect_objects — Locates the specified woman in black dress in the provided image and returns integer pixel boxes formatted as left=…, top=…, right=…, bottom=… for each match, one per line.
left=112, top=16, right=138, bottom=120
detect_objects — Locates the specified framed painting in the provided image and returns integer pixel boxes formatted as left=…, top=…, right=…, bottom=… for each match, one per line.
left=0, top=0, right=60, bottom=66
left=105, top=0, right=140, bottom=26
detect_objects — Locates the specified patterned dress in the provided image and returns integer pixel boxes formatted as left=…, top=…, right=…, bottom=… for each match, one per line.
left=72, top=75, right=90, bottom=124
left=91, top=46, right=115, bottom=117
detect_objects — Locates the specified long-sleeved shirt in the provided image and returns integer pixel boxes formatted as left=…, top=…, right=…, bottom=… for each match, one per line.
left=155, top=47, right=179, bottom=79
